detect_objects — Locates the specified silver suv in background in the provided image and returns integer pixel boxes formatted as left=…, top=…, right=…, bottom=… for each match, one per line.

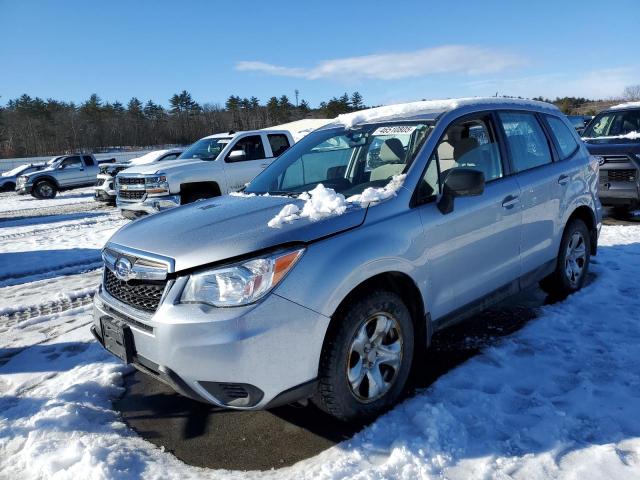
left=92, top=98, right=601, bottom=421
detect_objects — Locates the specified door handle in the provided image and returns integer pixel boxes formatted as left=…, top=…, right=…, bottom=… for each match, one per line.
left=558, top=174, right=569, bottom=185
left=502, top=194, right=519, bottom=209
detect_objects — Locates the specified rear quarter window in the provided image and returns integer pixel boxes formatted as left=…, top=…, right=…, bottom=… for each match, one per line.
left=83, top=155, right=95, bottom=166
left=546, top=116, right=579, bottom=159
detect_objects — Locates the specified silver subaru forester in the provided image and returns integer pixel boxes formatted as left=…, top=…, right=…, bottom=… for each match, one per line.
left=92, top=98, right=601, bottom=421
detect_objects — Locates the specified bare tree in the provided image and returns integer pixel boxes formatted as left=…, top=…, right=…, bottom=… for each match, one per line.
left=622, top=85, right=640, bottom=101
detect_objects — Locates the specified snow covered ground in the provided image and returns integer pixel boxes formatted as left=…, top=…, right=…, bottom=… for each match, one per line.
left=0, top=188, right=97, bottom=214
left=0, top=192, right=639, bottom=479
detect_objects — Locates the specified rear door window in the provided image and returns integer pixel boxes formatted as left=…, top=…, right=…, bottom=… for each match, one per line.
left=267, top=134, right=291, bottom=157
left=498, top=112, right=552, bottom=172
left=83, top=155, right=95, bottom=166
left=545, top=115, right=579, bottom=159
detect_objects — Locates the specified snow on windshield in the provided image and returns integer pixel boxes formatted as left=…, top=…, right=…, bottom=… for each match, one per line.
left=267, top=174, right=406, bottom=228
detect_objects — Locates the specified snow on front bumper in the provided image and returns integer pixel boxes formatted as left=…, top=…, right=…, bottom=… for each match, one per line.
left=91, top=277, right=330, bottom=409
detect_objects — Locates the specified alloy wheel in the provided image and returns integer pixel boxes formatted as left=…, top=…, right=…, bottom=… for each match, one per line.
left=346, top=312, right=403, bottom=402
left=564, top=231, right=586, bottom=286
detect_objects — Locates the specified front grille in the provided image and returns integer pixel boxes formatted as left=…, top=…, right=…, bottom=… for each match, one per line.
left=119, top=190, right=145, bottom=200
left=602, top=155, right=631, bottom=164
left=607, top=169, right=636, bottom=182
left=119, top=177, right=146, bottom=185
left=104, top=268, right=166, bottom=312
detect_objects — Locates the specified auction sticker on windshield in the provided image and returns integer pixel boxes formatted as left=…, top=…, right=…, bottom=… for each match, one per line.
left=372, top=126, right=417, bottom=136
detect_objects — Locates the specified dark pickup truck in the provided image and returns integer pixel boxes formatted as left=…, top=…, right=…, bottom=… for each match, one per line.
left=582, top=102, right=640, bottom=213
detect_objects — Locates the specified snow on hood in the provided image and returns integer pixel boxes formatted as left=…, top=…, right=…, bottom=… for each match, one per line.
left=108, top=194, right=367, bottom=271
left=267, top=174, right=406, bottom=228
left=335, top=97, right=558, bottom=128
left=583, top=131, right=640, bottom=142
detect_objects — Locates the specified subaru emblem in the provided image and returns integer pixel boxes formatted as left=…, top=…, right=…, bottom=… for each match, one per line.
left=114, top=257, right=133, bottom=281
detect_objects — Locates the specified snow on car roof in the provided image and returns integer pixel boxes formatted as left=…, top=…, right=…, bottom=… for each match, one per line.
left=608, top=101, right=640, bottom=110
left=335, top=97, right=559, bottom=128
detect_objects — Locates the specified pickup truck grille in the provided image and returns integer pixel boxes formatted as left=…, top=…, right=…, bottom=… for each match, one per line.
left=119, top=177, right=146, bottom=185
left=104, top=268, right=166, bottom=312
left=607, top=169, right=636, bottom=182
left=119, top=190, right=145, bottom=200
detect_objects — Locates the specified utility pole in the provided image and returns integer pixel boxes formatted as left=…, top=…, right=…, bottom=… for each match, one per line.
left=295, top=89, right=299, bottom=107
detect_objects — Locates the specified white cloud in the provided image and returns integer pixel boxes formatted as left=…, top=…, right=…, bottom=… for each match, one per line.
left=464, top=67, right=640, bottom=99
left=236, top=45, right=523, bottom=81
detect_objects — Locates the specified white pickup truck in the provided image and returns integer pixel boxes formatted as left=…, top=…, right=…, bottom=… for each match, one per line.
left=16, top=154, right=115, bottom=199
left=116, top=129, right=295, bottom=218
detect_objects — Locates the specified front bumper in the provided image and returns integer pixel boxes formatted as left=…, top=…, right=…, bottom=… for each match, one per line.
left=117, top=194, right=181, bottom=217
left=16, top=183, right=32, bottom=195
left=598, top=159, right=640, bottom=207
left=92, top=278, right=329, bottom=410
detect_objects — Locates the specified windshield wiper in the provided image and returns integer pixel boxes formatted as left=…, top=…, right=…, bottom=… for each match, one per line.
left=264, top=190, right=303, bottom=197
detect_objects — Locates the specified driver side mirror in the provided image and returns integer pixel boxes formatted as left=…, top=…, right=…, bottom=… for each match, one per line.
left=227, top=150, right=246, bottom=162
left=437, top=168, right=485, bottom=215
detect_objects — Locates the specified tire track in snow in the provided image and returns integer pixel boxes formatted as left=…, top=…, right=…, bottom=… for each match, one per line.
left=0, top=260, right=103, bottom=288
left=0, top=215, right=122, bottom=242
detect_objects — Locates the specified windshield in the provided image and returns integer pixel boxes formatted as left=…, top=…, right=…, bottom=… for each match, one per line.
left=45, top=156, right=64, bottom=166
left=246, top=122, right=432, bottom=196
left=179, top=137, right=231, bottom=160
left=583, top=109, right=640, bottom=138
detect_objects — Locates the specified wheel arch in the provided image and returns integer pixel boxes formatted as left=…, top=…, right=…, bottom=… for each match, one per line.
left=567, top=205, right=598, bottom=255
left=32, top=175, right=60, bottom=188
left=323, top=271, right=431, bottom=361
left=179, top=181, right=221, bottom=197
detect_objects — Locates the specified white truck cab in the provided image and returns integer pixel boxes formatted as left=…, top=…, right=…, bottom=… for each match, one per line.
left=116, top=130, right=294, bottom=218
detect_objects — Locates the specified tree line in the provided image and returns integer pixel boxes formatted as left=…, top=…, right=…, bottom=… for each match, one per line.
left=0, top=90, right=367, bottom=158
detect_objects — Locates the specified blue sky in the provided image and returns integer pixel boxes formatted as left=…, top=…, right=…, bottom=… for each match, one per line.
left=1, top=0, right=639, bottom=108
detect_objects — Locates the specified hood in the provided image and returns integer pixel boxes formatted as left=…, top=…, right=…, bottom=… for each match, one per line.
left=107, top=195, right=367, bottom=272
left=584, top=138, right=640, bottom=156
left=120, top=158, right=206, bottom=175
left=23, top=165, right=56, bottom=178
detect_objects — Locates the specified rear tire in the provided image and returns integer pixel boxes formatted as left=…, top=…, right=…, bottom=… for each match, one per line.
left=540, top=219, right=591, bottom=298
left=313, top=291, right=414, bottom=422
left=32, top=180, right=57, bottom=199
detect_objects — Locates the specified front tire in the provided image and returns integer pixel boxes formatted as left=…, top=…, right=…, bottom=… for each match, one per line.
left=540, top=219, right=591, bottom=298
left=32, top=180, right=57, bottom=199
left=313, top=291, right=414, bottom=422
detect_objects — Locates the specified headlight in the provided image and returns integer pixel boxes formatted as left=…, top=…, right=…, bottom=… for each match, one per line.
left=17, top=176, right=27, bottom=185
left=145, top=175, right=169, bottom=196
left=181, top=248, right=304, bottom=307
